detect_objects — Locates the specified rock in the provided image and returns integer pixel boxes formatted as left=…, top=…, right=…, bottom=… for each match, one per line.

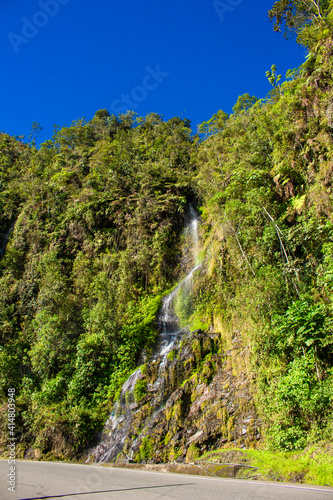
left=188, top=430, right=204, bottom=443
left=88, top=329, right=261, bottom=463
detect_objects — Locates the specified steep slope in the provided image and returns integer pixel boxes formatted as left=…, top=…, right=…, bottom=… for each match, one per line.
left=1, top=12, right=333, bottom=463
left=0, top=114, right=196, bottom=458
left=191, top=34, right=333, bottom=451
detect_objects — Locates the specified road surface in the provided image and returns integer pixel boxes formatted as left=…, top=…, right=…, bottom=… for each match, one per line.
left=1, top=460, right=333, bottom=500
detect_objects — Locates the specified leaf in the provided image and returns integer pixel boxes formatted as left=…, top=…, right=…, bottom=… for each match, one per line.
left=291, top=194, right=306, bottom=212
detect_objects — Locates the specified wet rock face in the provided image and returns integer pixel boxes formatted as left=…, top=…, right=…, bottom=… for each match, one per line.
left=89, top=329, right=261, bottom=464
left=88, top=205, right=261, bottom=464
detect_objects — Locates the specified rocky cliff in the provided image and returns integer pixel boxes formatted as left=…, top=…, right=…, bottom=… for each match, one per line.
left=89, top=328, right=261, bottom=463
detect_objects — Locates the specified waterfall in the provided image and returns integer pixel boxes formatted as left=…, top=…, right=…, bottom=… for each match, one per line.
left=89, top=205, right=200, bottom=463
left=188, top=204, right=199, bottom=265
left=154, top=261, right=201, bottom=359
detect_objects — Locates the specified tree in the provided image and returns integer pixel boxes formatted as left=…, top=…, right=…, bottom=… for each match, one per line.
left=268, top=0, right=331, bottom=39
left=266, top=65, right=282, bottom=87
left=232, top=94, right=259, bottom=114
left=29, top=122, right=43, bottom=145
left=93, top=109, right=110, bottom=119
left=198, top=110, right=229, bottom=136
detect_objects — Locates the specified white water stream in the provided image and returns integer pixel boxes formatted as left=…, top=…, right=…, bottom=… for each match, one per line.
left=90, top=206, right=200, bottom=463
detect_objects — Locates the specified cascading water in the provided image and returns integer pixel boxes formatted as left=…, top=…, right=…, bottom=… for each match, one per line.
left=188, top=204, right=199, bottom=265
left=89, top=205, right=201, bottom=463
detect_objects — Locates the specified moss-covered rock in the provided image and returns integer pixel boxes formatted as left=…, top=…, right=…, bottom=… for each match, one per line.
left=89, top=329, right=261, bottom=463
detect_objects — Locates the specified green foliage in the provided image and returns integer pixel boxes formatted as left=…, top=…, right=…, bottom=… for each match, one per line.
left=140, top=364, right=147, bottom=375
left=266, top=64, right=282, bottom=87
left=232, top=94, right=259, bottom=114
left=167, top=350, right=176, bottom=361
left=186, top=443, right=200, bottom=462
left=133, top=379, right=147, bottom=403
left=0, top=113, right=196, bottom=457
left=257, top=298, right=333, bottom=450
left=260, top=358, right=333, bottom=450
left=138, top=436, right=154, bottom=461
left=199, top=446, right=333, bottom=485
left=2, top=15, right=333, bottom=462
left=198, top=110, right=229, bottom=136
left=268, top=0, right=333, bottom=46
left=193, top=29, right=333, bottom=452
left=174, top=284, right=194, bottom=327
left=273, top=299, right=333, bottom=359
left=246, top=445, right=333, bottom=485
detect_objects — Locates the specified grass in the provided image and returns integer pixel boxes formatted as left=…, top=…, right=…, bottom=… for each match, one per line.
left=197, top=443, right=333, bottom=486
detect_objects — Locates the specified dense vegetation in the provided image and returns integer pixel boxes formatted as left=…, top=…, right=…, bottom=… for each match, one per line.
left=1, top=0, right=333, bottom=461
left=0, top=114, right=195, bottom=457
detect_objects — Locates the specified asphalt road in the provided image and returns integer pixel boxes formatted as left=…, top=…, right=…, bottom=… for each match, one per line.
left=1, top=460, right=333, bottom=500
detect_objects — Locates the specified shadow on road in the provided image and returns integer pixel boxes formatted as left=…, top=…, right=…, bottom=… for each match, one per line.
left=19, top=482, right=195, bottom=499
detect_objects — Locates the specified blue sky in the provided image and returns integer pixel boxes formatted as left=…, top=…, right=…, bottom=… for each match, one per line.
left=0, top=0, right=306, bottom=143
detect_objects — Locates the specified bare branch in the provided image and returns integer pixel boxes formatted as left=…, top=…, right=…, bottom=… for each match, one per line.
left=261, top=206, right=300, bottom=297
left=224, top=213, right=256, bottom=276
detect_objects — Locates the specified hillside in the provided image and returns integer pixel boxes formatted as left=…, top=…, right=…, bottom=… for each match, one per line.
left=1, top=0, right=333, bottom=482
